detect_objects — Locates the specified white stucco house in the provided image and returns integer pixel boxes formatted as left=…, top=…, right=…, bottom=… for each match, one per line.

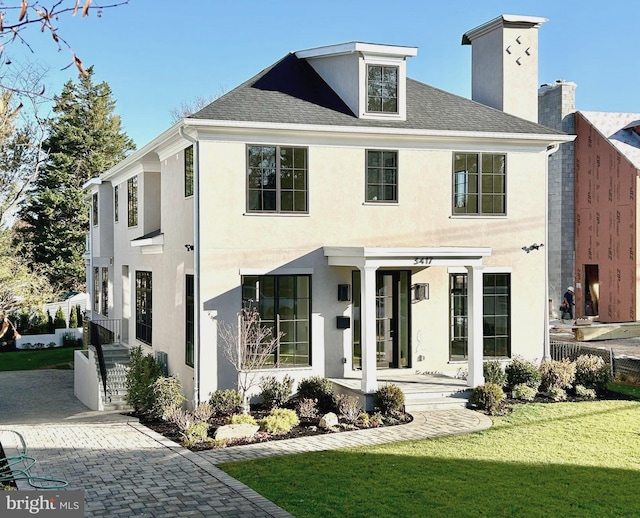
left=82, top=15, right=572, bottom=408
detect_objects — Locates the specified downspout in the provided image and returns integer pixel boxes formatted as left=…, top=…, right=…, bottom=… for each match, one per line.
left=544, top=143, right=560, bottom=361
left=179, top=126, right=201, bottom=405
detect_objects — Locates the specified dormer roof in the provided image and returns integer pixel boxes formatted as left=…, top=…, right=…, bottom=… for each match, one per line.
left=295, top=42, right=417, bottom=60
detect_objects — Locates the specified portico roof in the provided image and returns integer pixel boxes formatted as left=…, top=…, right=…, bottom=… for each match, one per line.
left=323, top=246, right=492, bottom=268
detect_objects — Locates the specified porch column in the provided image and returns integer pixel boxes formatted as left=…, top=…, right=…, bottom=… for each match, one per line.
left=360, top=265, right=378, bottom=393
left=466, top=265, right=485, bottom=387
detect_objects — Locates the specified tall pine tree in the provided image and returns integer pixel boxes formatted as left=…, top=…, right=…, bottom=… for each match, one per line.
left=17, top=68, right=135, bottom=293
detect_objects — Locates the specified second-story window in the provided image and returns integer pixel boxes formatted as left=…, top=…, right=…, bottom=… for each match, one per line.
left=367, top=65, right=398, bottom=113
left=114, top=185, right=119, bottom=223
left=247, top=145, right=308, bottom=213
left=92, top=193, right=98, bottom=226
left=453, top=153, right=506, bottom=215
left=128, top=176, right=138, bottom=227
left=366, top=150, right=398, bottom=202
left=185, top=145, right=194, bottom=197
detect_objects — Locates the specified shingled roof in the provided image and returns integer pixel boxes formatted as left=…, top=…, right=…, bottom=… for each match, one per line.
left=189, top=53, right=563, bottom=136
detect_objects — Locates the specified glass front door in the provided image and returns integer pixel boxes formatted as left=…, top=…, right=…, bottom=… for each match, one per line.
left=353, top=270, right=410, bottom=369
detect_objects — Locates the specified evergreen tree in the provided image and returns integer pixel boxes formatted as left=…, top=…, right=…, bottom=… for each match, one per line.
left=69, top=305, right=78, bottom=328
left=54, top=306, right=66, bottom=329
left=16, top=68, right=135, bottom=293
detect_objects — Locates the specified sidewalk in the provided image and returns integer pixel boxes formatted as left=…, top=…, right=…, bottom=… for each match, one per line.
left=0, top=369, right=491, bottom=517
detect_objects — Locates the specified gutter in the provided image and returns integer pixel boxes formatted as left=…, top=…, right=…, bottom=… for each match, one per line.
left=179, top=127, right=201, bottom=406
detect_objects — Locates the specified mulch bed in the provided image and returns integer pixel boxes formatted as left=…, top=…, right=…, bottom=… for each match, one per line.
left=133, top=410, right=413, bottom=452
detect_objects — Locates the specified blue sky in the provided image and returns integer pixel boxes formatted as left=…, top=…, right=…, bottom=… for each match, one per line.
left=11, top=0, right=640, bottom=147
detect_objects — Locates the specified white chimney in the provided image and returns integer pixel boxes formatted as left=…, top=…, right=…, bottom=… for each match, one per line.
left=462, top=14, right=547, bottom=123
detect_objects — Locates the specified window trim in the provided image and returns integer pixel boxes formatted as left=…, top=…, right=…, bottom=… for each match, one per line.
left=246, top=145, right=309, bottom=214
left=452, top=153, right=507, bottom=216
left=365, top=149, right=398, bottom=203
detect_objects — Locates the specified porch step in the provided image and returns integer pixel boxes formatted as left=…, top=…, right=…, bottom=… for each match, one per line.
left=404, top=390, right=471, bottom=412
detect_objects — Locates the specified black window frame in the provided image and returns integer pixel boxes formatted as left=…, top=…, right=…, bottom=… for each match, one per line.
left=185, top=274, right=194, bottom=367
left=449, top=272, right=511, bottom=360
left=366, top=149, right=398, bottom=202
left=452, top=153, right=506, bottom=215
left=114, top=185, right=119, bottom=223
left=92, top=193, right=98, bottom=226
left=366, top=64, right=399, bottom=114
left=241, top=274, right=311, bottom=367
left=127, top=176, right=138, bottom=227
left=185, top=145, right=194, bottom=198
left=246, top=145, right=308, bottom=214
left=101, top=267, right=109, bottom=317
left=135, top=270, right=152, bottom=345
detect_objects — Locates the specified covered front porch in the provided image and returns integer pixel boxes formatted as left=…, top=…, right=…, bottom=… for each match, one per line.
left=324, top=246, right=491, bottom=397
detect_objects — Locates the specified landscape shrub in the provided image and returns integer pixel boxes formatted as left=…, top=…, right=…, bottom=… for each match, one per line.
left=30, top=308, right=48, bottom=334
left=228, top=413, right=257, bottom=425
left=296, top=376, right=335, bottom=413
left=182, top=421, right=210, bottom=446
left=511, top=383, right=537, bottom=401
left=151, top=375, right=185, bottom=420
left=259, top=408, right=300, bottom=434
left=471, top=383, right=505, bottom=415
left=369, top=412, right=384, bottom=427
left=358, top=411, right=371, bottom=427
left=259, top=374, right=294, bottom=409
left=373, top=383, right=405, bottom=414
left=574, top=354, right=612, bottom=393
left=192, top=402, right=213, bottom=423
left=335, top=394, right=362, bottom=423
left=483, top=360, right=507, bottom=387
left=575, top=384, right=597, bottom=399
left=296, top=398, right=318, bottom=420
left=69, top=306, right=79, bottom=328
left=53, top=307, right=66, bottom=329
left=546, top=387, right=567, bottom=401
left=540, top=358, right=576, bottom=391
left=209, top=389, right=243, bottom=416
left=46, top=342, right=56, bottom=348
left=505, top=357, right=542, bottom=391
left=125, top=345, right=164, bottom=414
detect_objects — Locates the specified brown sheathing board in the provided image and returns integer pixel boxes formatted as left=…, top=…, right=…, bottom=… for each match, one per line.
left=574, top=113, right=637, bottom=322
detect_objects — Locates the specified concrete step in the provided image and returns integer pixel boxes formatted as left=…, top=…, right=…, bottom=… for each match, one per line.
left=404, top=390, right=471, bottom=412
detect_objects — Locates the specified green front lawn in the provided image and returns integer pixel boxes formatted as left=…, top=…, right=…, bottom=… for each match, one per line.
left=221, top=396, right=640, bottom=518
left=0, top=346, right=82, bottom=371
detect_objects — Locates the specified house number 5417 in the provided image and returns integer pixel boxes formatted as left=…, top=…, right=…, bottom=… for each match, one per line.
left=414, top=257, right=432, bottom=265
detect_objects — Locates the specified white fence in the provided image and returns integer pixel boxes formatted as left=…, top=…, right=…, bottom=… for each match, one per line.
left=15, top=327, right=83, bottom=349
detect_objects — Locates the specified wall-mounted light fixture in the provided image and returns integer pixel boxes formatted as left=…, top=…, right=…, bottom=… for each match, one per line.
left=412, top=283, right=429, bottom=303
left=185, top=244, right=194, bottom=252
left=522, top=243, right=544, bottom=253
left=338, top=284, right=351, bottom=301
left=336, top=316, right=350, bottom=329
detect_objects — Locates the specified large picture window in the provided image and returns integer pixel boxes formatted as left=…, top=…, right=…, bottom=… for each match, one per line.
left=366, top=150, right=398, bottom=202
left=128, top=176, right=138, bottom=227
left=185, top=274, right=194, bottom=367
left=247, top=145, right=308, bottom=213
left=449, top=272, right=511, bottom=360
left=241, top=275, right=310, bottom=367
left=185, top=145, right=194, bottom=197
left=135, top=271, right=152, bottom=345
left=367, top=65, right=398, bottom=113
left=453, top=153, right=506, bottom=215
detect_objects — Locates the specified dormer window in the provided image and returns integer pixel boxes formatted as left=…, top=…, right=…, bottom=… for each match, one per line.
left=367, top=65, right=398, bottom=113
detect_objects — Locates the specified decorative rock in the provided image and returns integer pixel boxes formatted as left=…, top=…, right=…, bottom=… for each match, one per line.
left=214, top=423, right=259, bottom=441
left=319, top=412, right=339, bottom=429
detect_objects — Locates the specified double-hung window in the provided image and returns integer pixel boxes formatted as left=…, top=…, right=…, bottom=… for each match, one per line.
left=449, top=272, right=511, bottom=360
left=247, top=145, right=308, bottom=213
left=135, top=271, right=152, bottom=345
left=366, top=150, right=398, bottom=202
left=367, top=65, right=398, bottom=113
left=241, top=275, right=311, bottom=367
left=453, top=153, right=506, bottom=215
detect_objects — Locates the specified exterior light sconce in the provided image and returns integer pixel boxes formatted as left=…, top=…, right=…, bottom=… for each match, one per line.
left=338, top=284, right=351, bottom=301
left=412, top=283, right=429, bottom=303
left=185, top=244, right=194, bottom=252
left=522, top=243, right=544, bottom=253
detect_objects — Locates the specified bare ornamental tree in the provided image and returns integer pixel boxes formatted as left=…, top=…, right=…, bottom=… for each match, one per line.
left=219, top=306, right=283, bottom=413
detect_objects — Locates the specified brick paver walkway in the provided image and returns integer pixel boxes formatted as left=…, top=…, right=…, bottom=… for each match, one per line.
left=0, top=370, right=492, bottom=517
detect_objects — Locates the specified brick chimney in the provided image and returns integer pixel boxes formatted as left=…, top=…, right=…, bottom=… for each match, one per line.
left=462, top=14, right=547, bottom=123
